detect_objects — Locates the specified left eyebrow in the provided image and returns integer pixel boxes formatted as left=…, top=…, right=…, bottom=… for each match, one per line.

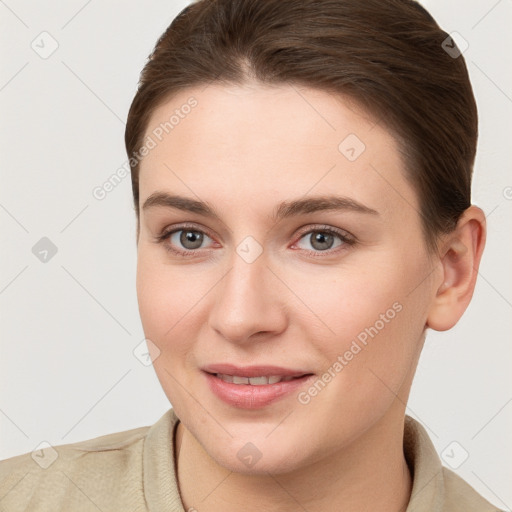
left=141, top=192, right=379, bottom=221
left=271, top=195, right=379, bottom=221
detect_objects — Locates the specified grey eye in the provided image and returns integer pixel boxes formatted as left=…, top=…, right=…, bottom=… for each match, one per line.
left=171, top=230, right=208, bottom=250
left=296, top=230, right=344, bottom=252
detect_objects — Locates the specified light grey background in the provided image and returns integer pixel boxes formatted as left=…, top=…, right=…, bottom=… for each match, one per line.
left=1, top=0, right=511, bottom=508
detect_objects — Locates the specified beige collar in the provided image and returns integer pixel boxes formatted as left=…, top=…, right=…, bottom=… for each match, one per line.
left=142, top=409, right=498, bottom=512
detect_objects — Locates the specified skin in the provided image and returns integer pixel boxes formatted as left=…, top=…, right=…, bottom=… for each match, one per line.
left=135, top=83, right=486, bottom=512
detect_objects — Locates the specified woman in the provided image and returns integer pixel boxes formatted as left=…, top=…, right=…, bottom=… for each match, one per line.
left=0, top=0, right=503, bottom=510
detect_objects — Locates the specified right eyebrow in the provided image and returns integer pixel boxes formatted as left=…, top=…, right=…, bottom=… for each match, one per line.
left=142, top=192, right=220, bottom=218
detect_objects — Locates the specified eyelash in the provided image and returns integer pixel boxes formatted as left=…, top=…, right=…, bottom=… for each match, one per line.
left=153, top=223, right=356, bottom=258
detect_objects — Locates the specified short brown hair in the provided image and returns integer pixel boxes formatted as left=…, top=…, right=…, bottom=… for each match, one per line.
left=125, top=0, right=477, bottom=254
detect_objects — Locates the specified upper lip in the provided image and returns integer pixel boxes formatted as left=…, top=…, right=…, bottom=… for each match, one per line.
left=202, top=364, right=314, bottom=378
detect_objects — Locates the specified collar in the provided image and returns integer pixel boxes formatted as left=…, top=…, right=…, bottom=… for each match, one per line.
left=403, top=415, right=445, bottom=510
left=141, top=409, right=462, bottom=512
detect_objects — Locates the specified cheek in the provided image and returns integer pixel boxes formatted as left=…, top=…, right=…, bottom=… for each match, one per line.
left=299, top=255, right=428, bottom=385
left=136, top=252, right=198, bottom=347
left=136, top=253, right=205, bottom=402
left=292, top=262, right=403, bottom=340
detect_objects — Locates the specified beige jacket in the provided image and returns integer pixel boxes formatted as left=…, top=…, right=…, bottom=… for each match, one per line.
left=0, top=409, right=502, bottom=511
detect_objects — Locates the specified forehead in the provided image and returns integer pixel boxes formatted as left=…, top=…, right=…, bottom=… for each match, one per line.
left=143, top=83, right=386, bottom=159
left=138, top=83, right=418, bottom=220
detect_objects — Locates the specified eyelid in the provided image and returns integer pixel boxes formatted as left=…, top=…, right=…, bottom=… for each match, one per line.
left=157, top=222, right=217, bottom=242
left=293, top=223, right=355, bottom=243
left=290, top=224, right=356, bottom=256
left=154, top=222, right=218, bottom=253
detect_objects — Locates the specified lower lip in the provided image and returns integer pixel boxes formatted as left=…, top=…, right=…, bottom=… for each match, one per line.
left=203, top=372, right=315, bottom=409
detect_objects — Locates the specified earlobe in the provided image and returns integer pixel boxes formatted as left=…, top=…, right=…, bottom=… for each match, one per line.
left=426, top=206, right=486, bottom=332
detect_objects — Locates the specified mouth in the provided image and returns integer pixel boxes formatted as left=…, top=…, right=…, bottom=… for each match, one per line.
left=201, top=364, right=316, bottom=409
left=202, top=363, right=314, bottom=381
left=207, top=373, right=312, bottom=385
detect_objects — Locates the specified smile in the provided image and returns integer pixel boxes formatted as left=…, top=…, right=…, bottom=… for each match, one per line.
left=214, top=373, right=302, bottom=385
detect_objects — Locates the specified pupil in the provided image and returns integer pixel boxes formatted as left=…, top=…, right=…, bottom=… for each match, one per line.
left=181, top=230, right=203, bottom=249
left=312, top=232, right=333, bottom=250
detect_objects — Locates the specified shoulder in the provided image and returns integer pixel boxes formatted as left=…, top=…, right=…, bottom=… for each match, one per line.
left=0, top=424, right=150, bottom=511
left=0, top=423, right=150, bottom=474
left=403, top=416, right=504, bottom=512
left=442, top=466, right=504, bottom=512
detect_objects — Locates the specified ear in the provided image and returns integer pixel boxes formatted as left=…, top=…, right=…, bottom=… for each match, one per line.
left=426, top=206, right=487, bottom=331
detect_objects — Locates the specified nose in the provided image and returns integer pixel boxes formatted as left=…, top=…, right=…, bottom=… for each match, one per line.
left=207, top=249, right=288, bottom=344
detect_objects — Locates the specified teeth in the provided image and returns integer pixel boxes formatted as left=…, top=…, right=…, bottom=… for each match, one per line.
left=232, top=375, right=249, bottom=384
left=215, top=373, right=298, bottom=385
left=248, top=376, right=267, bottom=385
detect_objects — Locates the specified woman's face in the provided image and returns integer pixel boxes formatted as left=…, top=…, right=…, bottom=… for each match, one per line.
left=136, top=83, right=440, bottom=474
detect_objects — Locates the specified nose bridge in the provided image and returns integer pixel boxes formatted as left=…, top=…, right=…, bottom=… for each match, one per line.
left=208, top=244, right=285, bottom=343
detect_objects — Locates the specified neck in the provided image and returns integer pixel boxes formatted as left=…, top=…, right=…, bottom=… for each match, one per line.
left=175, top=407, right=412, bottom=512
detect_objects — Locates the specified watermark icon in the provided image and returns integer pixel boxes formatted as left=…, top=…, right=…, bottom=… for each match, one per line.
left=441, top=31, right=469, bottom=59
left=236, top=236, right=263, bottom=263
left=92, top=96, right=198, bottom=201
left=338, top=133, right=366, bottom=162
left=237, top=442, right=262, bottom=468
left=31, top=31, right=59, bottom=59
left=441, top=440, right=469, bottom=469
left=31, top=441, right=58, bottom=469
left=133, top=338, right=161, bottom=366
left=503, top=186, right=512, bottom=200
left=32, top=237, right=58, bottom=263
left=298, top=301, right=403, bottom=405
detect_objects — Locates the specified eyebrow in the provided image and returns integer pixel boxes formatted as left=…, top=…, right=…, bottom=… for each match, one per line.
left=142, top=192, right=379, bottom=221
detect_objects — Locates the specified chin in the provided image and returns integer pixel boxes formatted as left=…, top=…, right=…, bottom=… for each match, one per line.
left=216, top=445, right=303, bottom=476
left=197, top=428, right=308, bottom=476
